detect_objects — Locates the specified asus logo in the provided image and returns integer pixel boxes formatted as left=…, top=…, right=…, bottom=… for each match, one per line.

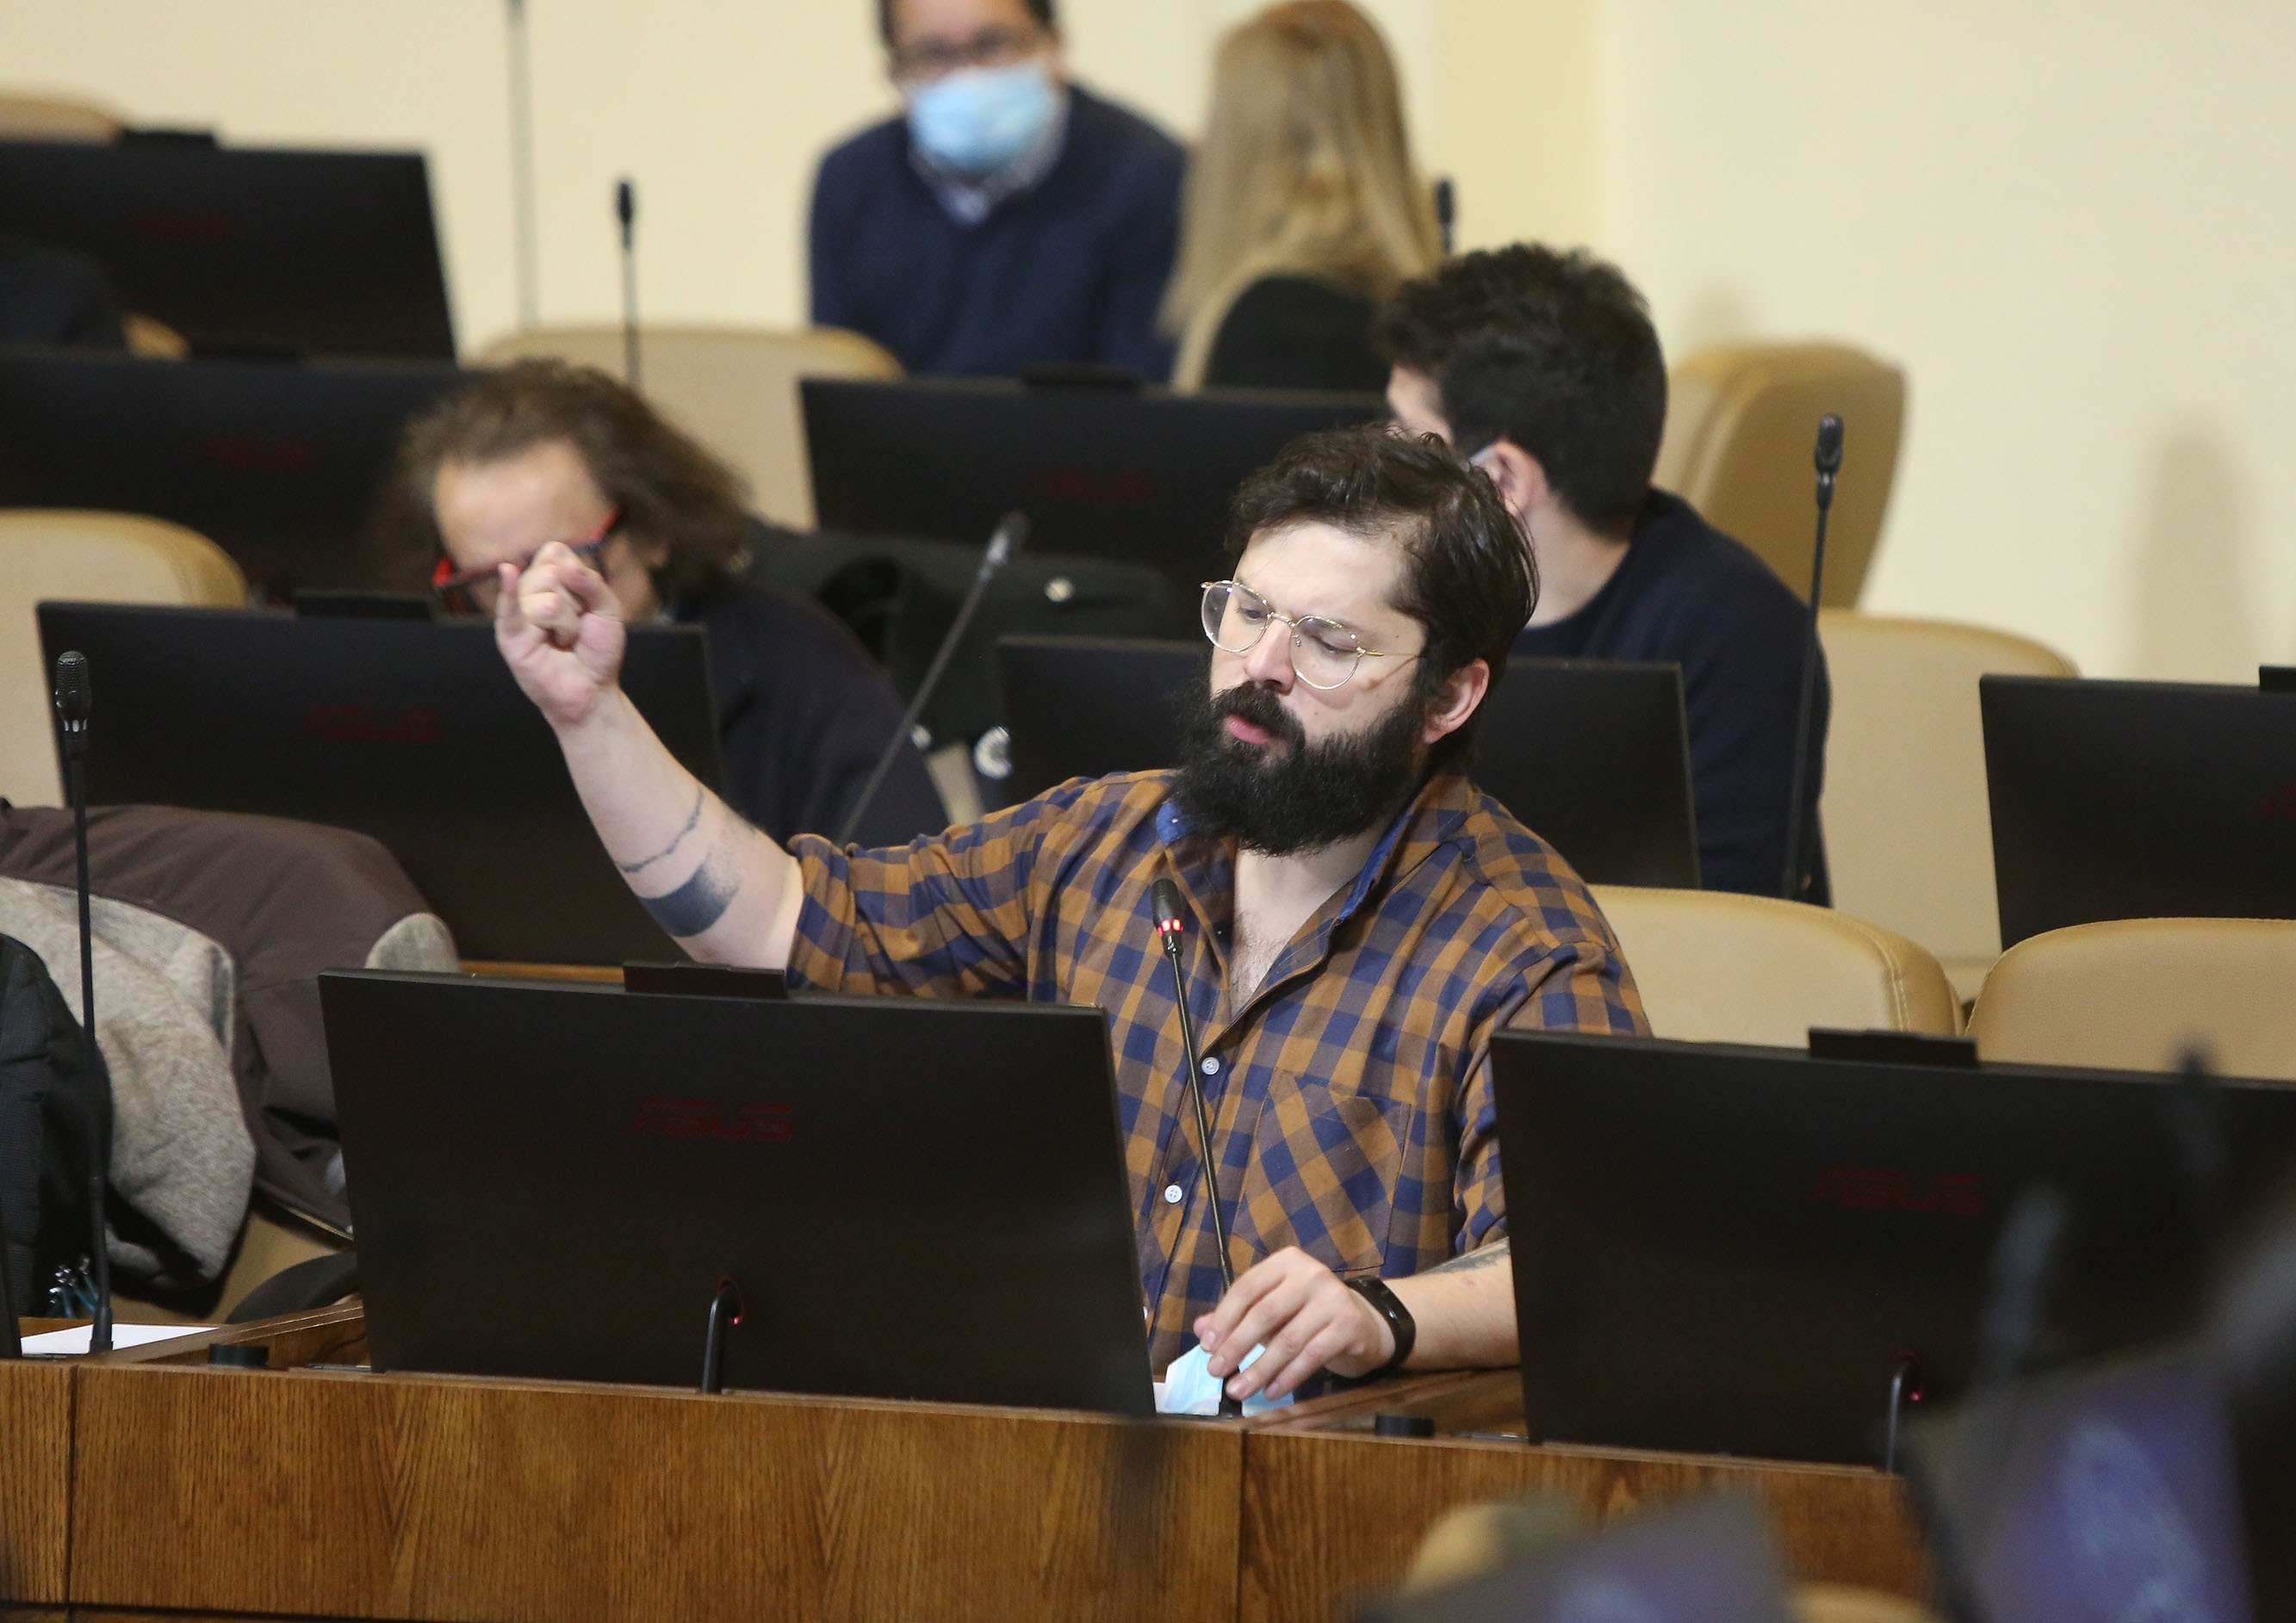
left=1809, top=1165, right=1985, bottom=1217
left=628, top=1097, right=794, bottom=1143
left=1031, top=466, right=1154, bottom=505
left=190, top=434, right=319, bottom=474
left=301, top=704, right=443, bottom=745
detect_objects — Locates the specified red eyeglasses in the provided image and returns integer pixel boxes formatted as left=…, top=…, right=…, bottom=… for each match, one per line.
left=431, top=507, right=622, bottom=609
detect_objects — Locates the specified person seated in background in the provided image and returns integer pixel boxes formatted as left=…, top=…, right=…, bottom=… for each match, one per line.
left=489, top=424, right=1645, bottom=1403
left=384, top=361, right=946, bottom=850
left=0, top=233, right=127, bottom=349
left=1163, top=0, right=1440, bottom=394
left=1379, top=246, right=1828, bottom=899
left=810, top=0, right=1186, bottom=379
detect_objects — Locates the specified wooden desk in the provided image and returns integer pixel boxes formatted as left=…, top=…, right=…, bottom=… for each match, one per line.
left=1235, top=1372, right=1926, bottom=1621
left=8, top=1314, right=1929, bottom=1622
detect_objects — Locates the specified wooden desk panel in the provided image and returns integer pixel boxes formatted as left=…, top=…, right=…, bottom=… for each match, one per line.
left=0, top=1354, right=71, bottom=1606
left=69, top=1365, right=1239, bottom=1623
left=1237, top=1372, right=1926, bottom=1622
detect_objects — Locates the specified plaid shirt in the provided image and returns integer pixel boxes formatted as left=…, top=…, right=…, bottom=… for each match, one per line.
left=786, top=770, right=1646, bottom=1370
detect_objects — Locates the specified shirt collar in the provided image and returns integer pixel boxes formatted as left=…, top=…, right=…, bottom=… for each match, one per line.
left=909, top=87, right=1071, bottom=228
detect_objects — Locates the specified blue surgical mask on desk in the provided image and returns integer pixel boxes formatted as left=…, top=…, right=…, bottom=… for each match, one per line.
left=907, top=58, right=1061, bottom=176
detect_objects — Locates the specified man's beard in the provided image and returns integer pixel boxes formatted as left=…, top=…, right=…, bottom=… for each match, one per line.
left=1169, top=680, right=1431, bottom=856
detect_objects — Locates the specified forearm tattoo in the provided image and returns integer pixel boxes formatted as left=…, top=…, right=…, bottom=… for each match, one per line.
left=638, top=827, right=746, bottom=938
left=615, top=786, right=705, bottom=875
left=1426, top=1238, right=1511, bottom=1275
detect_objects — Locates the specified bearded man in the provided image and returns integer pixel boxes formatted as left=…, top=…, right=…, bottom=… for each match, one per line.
left=493, top=424, right=1646, bottom=1403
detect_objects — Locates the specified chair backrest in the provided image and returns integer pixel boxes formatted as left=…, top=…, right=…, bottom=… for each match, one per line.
left=1968, top=918, right=2296, bottom=1081
left=0, top=511, right=245, bottom=806
left=475, top=325, right=902, bottom=530
left=1590, top=883, right=1961, bottom=1046
left=1654, top=341, right=1906, bottom=606
left=1819, top=610, right=2076, bottom=996
left=0, top=91, right=120, bottom=143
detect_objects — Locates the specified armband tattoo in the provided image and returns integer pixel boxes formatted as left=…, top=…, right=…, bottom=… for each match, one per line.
left=639, top=838, right=743, bottom=938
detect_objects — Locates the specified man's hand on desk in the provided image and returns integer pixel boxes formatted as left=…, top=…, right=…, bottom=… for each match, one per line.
left=1193, top=1247, right=1392, bottom=1403
left=1193, top=1239, right=1521, bottom=1403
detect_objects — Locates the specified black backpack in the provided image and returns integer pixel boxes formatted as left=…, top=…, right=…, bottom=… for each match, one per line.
left=0, top=932, right=112, bottom=1318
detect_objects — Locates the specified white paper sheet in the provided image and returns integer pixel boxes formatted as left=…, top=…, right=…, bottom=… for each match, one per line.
left=19, top=1322, right=216, bottom=1356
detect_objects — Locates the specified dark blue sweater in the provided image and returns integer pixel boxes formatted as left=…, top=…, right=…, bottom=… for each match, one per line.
left=808, top=84, right=1184, bottom=379
left=1513, top=491, right=1828, bottom=898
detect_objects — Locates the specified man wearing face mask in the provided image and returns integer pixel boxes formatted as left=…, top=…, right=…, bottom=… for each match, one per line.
left=809, top=0, right=1186, bottom=379
left=490, top=424, right=1644, bottom=1406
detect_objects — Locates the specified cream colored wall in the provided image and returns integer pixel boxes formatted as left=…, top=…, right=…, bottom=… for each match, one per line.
left=4, top=0, right=2287, bottom=679
left=1592, top=0, right=2296, bottom=682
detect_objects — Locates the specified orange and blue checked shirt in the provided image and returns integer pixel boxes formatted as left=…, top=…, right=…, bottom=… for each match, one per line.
left=785, top=769, right=1647, bottom=1371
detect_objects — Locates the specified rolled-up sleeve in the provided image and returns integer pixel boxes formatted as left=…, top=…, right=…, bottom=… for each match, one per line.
left=784, top=788, right=1088, bottom=998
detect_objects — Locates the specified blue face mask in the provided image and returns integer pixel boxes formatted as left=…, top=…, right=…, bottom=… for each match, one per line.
left=906, top=58, right=1061, bottom=176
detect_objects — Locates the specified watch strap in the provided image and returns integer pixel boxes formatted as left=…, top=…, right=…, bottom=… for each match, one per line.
left=1345, top=1274, right=1416, bottom=1376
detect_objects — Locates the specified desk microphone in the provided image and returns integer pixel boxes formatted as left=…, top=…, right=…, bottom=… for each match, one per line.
left=1150, top=878, right=1244, bottom=1417
left=1778, top=413, right=1842, bottom=901
left=53, top=651, right=113, bottom=1354
left=615, top=178, right=641, bottom=389
left=831, top=511, right=1026, bottom=846
left=505, top=0, right=539, bottom=327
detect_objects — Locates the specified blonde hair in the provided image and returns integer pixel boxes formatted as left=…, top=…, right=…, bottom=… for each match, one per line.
left=1164, top=1, right=1441, bottom=388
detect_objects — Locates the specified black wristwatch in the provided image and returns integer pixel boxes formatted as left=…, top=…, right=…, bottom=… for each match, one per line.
left=1345, top=1275, right=1416, bottom=1377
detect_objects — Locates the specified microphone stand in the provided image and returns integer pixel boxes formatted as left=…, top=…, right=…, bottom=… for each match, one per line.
left=832, top=512, right=1027, bottom=846
left=1779, top=414, right=1842, bottom=901
left=616, top=178, right=640, bottom=390
left=0, top=1192, right=21, bottom=1358
left=1150, top=878, right=1241, bottom=1417
left=53, top=652, right=111, bottom=1354
left=506, top=0, right=539, bottom=329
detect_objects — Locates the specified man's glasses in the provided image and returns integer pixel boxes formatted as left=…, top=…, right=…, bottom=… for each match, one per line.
left=431, top=510, right=619, bottom=616
left=890, top=24, right=1045, bottom=81
left=1200, top=579, right=1411, bottom=692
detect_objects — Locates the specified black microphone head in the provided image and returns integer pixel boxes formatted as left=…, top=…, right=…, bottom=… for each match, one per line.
left=616, top=177, right=636, bottom=232
left=53, top=650, right=90, bottom=724
left=1815, top=413, right=1845, bottom=476
left=1433, top=177, right=1455, bottom=227
left=1150, top=877, right=1186, bottom=938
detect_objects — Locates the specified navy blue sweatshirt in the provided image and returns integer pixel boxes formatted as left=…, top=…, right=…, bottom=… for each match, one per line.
left=808, top=84, right=1184, bottom=379
left=680, top=583, right=946, bottom=850
left=1512, top=491, right=1827, bottom=898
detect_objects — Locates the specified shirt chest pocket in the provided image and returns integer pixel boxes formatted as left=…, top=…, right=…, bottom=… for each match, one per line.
left=1232, top=1070, right=1412, bottom=1278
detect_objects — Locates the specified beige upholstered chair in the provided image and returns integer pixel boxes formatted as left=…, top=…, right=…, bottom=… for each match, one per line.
left=0, top=511, right=245, bottom=807
left=1591, top=884, right=1960, bottom=1046
left=1819, top=611, right=2077, bottom=1000
left=0, top=90, right=121, bottom=142
left=1654, top=342, right=1906, bottom=606
left=475, top=325, right=902, bottom=530
left=1968, top=918, right=2296, bottom=1081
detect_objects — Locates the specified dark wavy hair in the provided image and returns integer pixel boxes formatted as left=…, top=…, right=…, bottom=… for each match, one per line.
left=878, top=0, right=1055, bottom=47
left=372, top=359, right=748, bottom=604
left=1225, top=424, right=1536, bottom=773
left=1374, top=245, right=1666, bottom=540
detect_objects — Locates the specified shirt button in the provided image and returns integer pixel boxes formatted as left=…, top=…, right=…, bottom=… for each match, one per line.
left=1163, top=1183, right=1183, bottom=1205
left=1201, top=1056, right=1221, bottom=1076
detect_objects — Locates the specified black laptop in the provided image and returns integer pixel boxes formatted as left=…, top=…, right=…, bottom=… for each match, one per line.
left=39, top=602, right=723, bottom=965
left=321, top=970, right=1155, bottom=1415
left=1983, top=672, right=2296, bottom=947
left=0, top=346, right=467, bottom=594
left=801, top=375, right=1381, bottom=593
left=0, top=139, right=454, bottom=358
left=1491, top=1029, right=2296, bottom=1466
left=994, top=638, right=1700, bottom=887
